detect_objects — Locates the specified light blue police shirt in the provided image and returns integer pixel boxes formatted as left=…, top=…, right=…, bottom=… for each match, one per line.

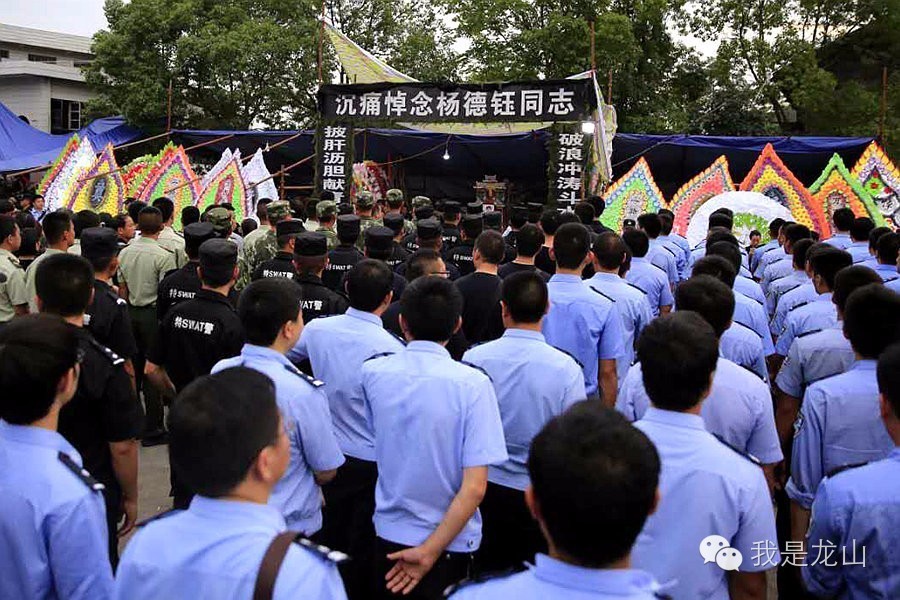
left=750, top=239, right=780, bottom=273
left=787, top=360, right=894, bottom=508
left=888, top=278, right=900, bottom=294
left=617, top=359, right=782, bottom=464
left=648, top=238, right=679, bottom=284
left=362, top=341, right=508, bottom=552
left=803, top=448, right=900, bottom=599
left=463, top=329, right=585, bottom=491
left=720, top=322, right=768, bottom=382
left=114, top=496, right=348, bottom=600
left=771, top=282, right=818, bottom=336
left=734, top=291, right=776, bottom=355
left=761, top=256, right=794, bottom=292
left=632, top=408, right=779, bottom=600
left=823, top=233, right=852, bottom=249
left=543, top=274, right=626, bottom=397
left=626, top=257, right=674, bottom=316
left=212, top=345, right=345, bottom=534
left=766, top=269, right=807, bottom=315
left=659, top=233, right=690, bottom=280
left=734, top=275, right=766, bottom=307
left=587, top=272, right=654, bottom=383
left=775, top=325, right=854, bottom=399
left=845, top=241, right=870, bottom=263
left=449, top=554, right=664, bottom=599
left=776, top=293, right=838, bottom=356
left=0, top=422, right=113, bottom=600
left=288, top=308, right=405, bottom=461
left=755, top=243, right=786, bottom=276
left=872, top=262, right=900, bottom=283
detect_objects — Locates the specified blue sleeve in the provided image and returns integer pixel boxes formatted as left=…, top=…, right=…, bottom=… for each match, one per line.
left=731, top=469, right=781, bottom=572
left=273, top=548, right=349, bottom=600
left=636, top=297, right=653, bottom=338
left=658, top=276, right=674, bottom=306
left=598, top=303, right=626, bottom=361
left=747, top=302, right=776, bottom=356
left=775, top=340, right=804, bottom=399
left=616, top=365, right=649, bottom=422
left=751, top=344, right=769, bottom=383
left=787, top=387, right=826, bottom=509
left=746, top=384, right=783, bottom=464
left=561, top=360, right=588, bottom=408
left=48, top=495, right=114, bottom=600
left=802, top=479, right=844, bottom=596
left=287, top=329, right=311, bottom=363
left=462, top=379, right=508, bottom=468
left=776, top=313, right=799, bottom=356
left=296, top=389, right=345, bottom=472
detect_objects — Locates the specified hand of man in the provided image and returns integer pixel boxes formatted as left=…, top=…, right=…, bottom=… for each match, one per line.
left=118, top=496, right=138, bottom=537
left=385, top=545, right=439, bottom=595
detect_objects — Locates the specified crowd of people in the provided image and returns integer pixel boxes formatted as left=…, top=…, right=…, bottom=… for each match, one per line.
left=1, top=187, right=900, bottom=600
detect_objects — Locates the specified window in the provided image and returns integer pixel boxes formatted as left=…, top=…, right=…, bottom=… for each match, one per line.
left=28, top=53, right=57, bottom=63
left=51, top=98, right=83, bottom=133
left=74, top=60, right=92, bottom=68
left=0, top=50, right=8, bottom=60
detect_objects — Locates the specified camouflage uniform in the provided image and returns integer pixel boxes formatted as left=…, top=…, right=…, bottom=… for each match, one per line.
left=315, top=200, right=339, bottom=251
left=355, top=191, right=382, bottom=250
left=385, top=188, right=416, bottom=238
left=235, top=200, right=291, bottom=290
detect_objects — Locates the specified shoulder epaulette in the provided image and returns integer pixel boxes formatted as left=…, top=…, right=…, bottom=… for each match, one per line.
left=364, top=351, right=395, bottom=363
left=283, top=364, right=324, bottom=387
left=58, top=452, right=105, bottom=492
left=294, top=536, right=350, bottom=563
left=648, top=262, right=668, bottom=275
left=551, top=346, right=585, bottom=369
left=762, top=246, right=777, bottom=255
left=625, top=281, right=647, bottom=295
left=388, top=331, right=407, bottom=346
left=788, top=300, right=811, bottom=313
left=733, top=321, right=759, bottom=338
left=88, top=337, right=125, bottom=366
left=712, top=434, right=762, bottom=466
left=780, top=283, right=802, bottom=296
left=461, top=360, right=493, bottom=382
left=884, top=275, right=899, bottom=283
left=827, top=462, right=869, bottom=479
left=692, top=242, right=705, bottom=251
left=589, top=286, right=615, bottom=302
left=736, top=362, right=766, bottom=382
left=741, top=293, right=763, bottom=306
left=797, top=328, right=823, bottom=339
left=136, top=508, right=179, bottom=527
left=443, top=565, right=527, bottom=597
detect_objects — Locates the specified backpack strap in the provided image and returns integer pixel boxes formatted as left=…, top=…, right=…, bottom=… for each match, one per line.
left=253, top=531, right=299, bottom=600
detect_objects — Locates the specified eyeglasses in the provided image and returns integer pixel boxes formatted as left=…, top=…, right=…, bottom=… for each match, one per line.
left=432, top=271, right=451, bottom=278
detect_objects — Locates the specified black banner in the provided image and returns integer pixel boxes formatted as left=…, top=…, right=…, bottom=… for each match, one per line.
left=318, top=80, right=596, bottom=123
left=314, top=123, right=353, bottom=203
left=548, top=124, right=589, bottom=208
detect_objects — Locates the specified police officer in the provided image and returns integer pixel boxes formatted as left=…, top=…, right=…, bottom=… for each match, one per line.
left=0, top=315, right=115, bottom=600
left=845, top=216, right=875, bottom=263
left=289, top=259, right=405, bottom=599
left=770, top=242, right=830, bottom=337
left=213, top=279, right=345, bottom=534
left=25, top=210, right=75, bottom=313
left=384, top=188, right=415, bottom=237
left=0, top=215, right=29, bottom=322
left=622, top=229, right=673, bottom=316
left=117, top=206, right=177, bottom=445
left=802, top=343, right=900, bottom=598
left=822, top=207, right=854, bottom=249
left=446, top=215, right=482, bottom=277
left=401, top=205, right=434, bottom=253
left=294, top=232, right=350, bottom=323
left=241, top=198, right=273, bottom=249
left=441, top=201, right=462, bottom=249
left=448, top=406, right=663, bottom=599
left=461, top=271, right=584, bottom=573
left=156, top=222, right=230, bottom=320
left=766, top=238, right=814, bottom=316
left=82, top=227, right=138, bottom=373
left=252, top=219, right=304, bottom=281
left=362, top=226, right=407, bottom=299
left=35, top=254, right=144, bottom=566
left=637, top=213, right=679, bottom=286
left=316, top=200, right=339, bottom=251
left=355, top=191, right=383, bottom=250
left=628, top=312, right=779, bottom=599
left=396, top=219, right=461, bottom=280
left=382, top=213, right=411, bottom=268
left=874, top=232, right=900, bottom=282
left=114, top=367, right=349, bottom=600
left=323, top=215, right=364, bottom=292
left=236, top=199, right=292, bottom=290
left=750, top=217, right=786, bottom=274
left=153, top=197, right=187, bottom=267
left=362, top=276, right=507, bottom=599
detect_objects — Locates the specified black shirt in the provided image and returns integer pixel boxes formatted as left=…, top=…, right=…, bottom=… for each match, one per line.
left=395, top=258, right=461, bottom=281
left=442, top=225, right=461, bottom=249
left=386, top=243, right=410, bottom=269
left=323, top=245, right=363, bottom=292
left=382, top=300, right=469, bottom=360
left=252, top=251, right=298, bottom=281
left=534, top=246, right=556, bottom=275
left=497, top=261, right=551, bottom=281
left=147, top=289, right=244, bottom=392
left=85, top=279, right=138, bottom=359
left=401, top=233, right=419, bottom=254
left=591, top=221, right=614, bottom=235
left=296, top=273, right=349, bottom=323
left=503, top=230, right=518, bottom=249
left=446, top=241, right=476, bottom=277
left=454, top=272, right=504, bottom=344
left=156, top=261, right=239, bottom=321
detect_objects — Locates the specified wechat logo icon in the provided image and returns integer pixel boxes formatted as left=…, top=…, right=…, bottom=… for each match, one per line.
left=700, top=535, right=743, bottom=571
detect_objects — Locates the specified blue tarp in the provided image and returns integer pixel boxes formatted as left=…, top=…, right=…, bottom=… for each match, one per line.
left=0, top=101, right=143, bottom=172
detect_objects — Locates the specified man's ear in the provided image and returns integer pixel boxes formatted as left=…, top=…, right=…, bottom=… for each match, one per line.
left=525, top=486, right=542, bottom=522
left=452, top=315, right=462, bottom=335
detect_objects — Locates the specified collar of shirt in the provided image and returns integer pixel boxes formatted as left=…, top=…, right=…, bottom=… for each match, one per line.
left=273, top=251, right=294, bottom=260
left=346, top=307, right=382, bottom=326
left=502, top=328, right=546, bottom=344
left=195, top=288, right=234, bottom=306
left=0, top=247, right=19, bottom=263
left=296, top=273, right=325, bottom=285
left=406, top=340, right=451, bottom=358
left=240, top=344, right=292, bottom=367
left=549, top=273, right=583, bottom=284
left=889, top=447, right=900, bottom=462
left=0, top=420, right=79, bottom=458
left=631, top=256, right=649, bottom=265
left=814, top=292, right=834, bottom=303
left=849, top=241, right=868, bottom=249
left=188, top=495, right=286, bottom=530
left=134, top=236, right=160, bottom=247
left=589, top=272, right=623, bottom=285
left=533, top=554, right=658, bottom=594
left=849, top=359, right=877, bottom=373
left=875, top=263, right=898, bottom=273
left=641, top=407, right=706, bottom=431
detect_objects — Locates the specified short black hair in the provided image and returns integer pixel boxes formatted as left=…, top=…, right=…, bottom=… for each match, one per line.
left=706, top=229, right=739, bottom=248
left=637, top=213, right=662, bottom=238
left=708, top=213, right=733, bottom=231
left=539, top=209, right=562, bottom=236
left=35, top=254, right=94, bottom=317
left=474, top=230, right=505, bottom=265
left=706, top=241, right=742, bottom=276
left=510, top=208, right=528, bottom=229
left=127, top=200, right=147, bottom=224
left=791, top=239, right=814, bottom=269
left=850, top=216, right=875, bottom=242
left=73, top=210, right=101, bottom=238
left=676, top=275, right=735, bottom=337
left=843, top=285, right=900, bottom=358
left=784, top=224, right=812, bottom=245
left=869, top=226, right=891, bottom=251
left=712, top=207, right=734, bottom=218
left=152, top=197, right=175, bottom=222
left=169, top=367, right=280, bottom=498
left=810, top=248, right=853, bottom=290
left=749, top=229, right=761, bottom=239
left=256, top=198, right=273, bottom=221
left=15, top=211, right=36, bottom=231
left=638, top=312, right=719, bottom=411
left=181, top=205, right=200, bottom=226
left=556, top=211, right=581, bottom=227
left=832, top=208, right=855, bottom=232
left=529, top=403, right=659, bottom=567
left=833, top=266, right=883, bottom=313
left=138, top=206, right=164, bottom=235
left=0, top=315, right=80, bottom=425
left=501, top=271, right=548, bottom=323
left=877, top=343, right=900, bottom=417
left=461, top=216, right=483, bottom=240
left=399, top=276, right=462, bottom=342
left=238, top=278, right=302, bottom=346
left=0, top=215, right=16, bottom=243
left=768, top=217, right=786, bottom=238
left=622, top=228, right=649, bottom=258
left=658, top=212, right=674, bottom=235
left=515, top=223, right=544, bottom=257
left=346, top=259, right=393, bottom=311
left=241, top=218, right=258, bottom=238
left=877, top=232, right=900, bottom=265
left=42, top=211, right=73, bottom=245
left=552, top=223, right=591, bottom=269
left=593, top=232, right=627, bottom=270
left=691, top=255, right=737, bottom=289
left=405, top=249, right=444, bottom=281
left=587, top=195, right=606, bottom=216
left=573, top=202, right=595, bottom=225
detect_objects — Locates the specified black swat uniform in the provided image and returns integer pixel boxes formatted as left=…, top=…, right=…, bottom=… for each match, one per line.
left=252, top=219, right=304, bottom=282
left=382, top=213, right=411, bottom=269
left=81, top=227, right=138, bottom=360
left=446, top=214, right=483, bottom=277
left=294, top=231, right=350, bottom=323
left=361, top=226, right=408, bottom=299
left=58, top=326, right=143, bottom=566
left=394, top=219, right=461, bottom=281
left=323, top=215, right=364, bottom=292
left=441, top=201, right=462, bottom=250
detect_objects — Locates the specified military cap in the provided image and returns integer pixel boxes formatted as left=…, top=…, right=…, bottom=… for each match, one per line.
left=183, top=222, right=216, bottom=254
left=386, top=189, right=404, bottom=206
left=382, top=213, right=405, bottom=235
left=355, top=190, right=375, bottom=209
left=623, top=218, right=636, bottom=229
left=199, top=238, right=238, bottom=280
left=365, top=226, right=395, bottom=252
left=275, top=219, right=305, bottom=238
left=443, top=201, right=461, bottom=216
left=336, top=214, right=361, bottom=238
left=411, top=195, right=432, bottom=209
left=294, top=231, right=328, bottom=257
left=466, top=201, right=484, bottom=215
left=414, top=206, right=434, bottom=221
left=483, top=211, right=502, bottom=230
left=527, top=202, right=545, bottom=214
left=266, top=200, right=291, bottom=221
left=337, top=203, right=354, bottom=216
left=417, top=218, right=442, bottom=241
left=316, top=200, right=336, bottom=219
left=80, top=227, right=119, bottom=260
left=205, top=207, right=232, bottom=233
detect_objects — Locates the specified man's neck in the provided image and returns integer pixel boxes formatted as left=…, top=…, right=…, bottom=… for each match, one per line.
left=142, top=233, right=160, bottom=241
left=508, top=322, right=542, bottom=333
left=201, top=283, right=232, bottom=297
left=594, top=266, right=619, bottom=276
left=48, top=242, right=69, bottom=252
left=513, top=255, right=535, bottom=266
left=222, top=482, right=269, bottom=505
left=547, top=540, right=631, bottom=570
left=95, top=272, right=114, bottom=285
left=268, top=340, right=291, bottom=356
left=62, top=314, right=84, bottom=328
left=555, top=267, right=582, bottom=276
left=475, top=264, right=499, bottom=275
left=0, top=244, right=13, bottom=253
left=31, top=405, right=61, bottom=432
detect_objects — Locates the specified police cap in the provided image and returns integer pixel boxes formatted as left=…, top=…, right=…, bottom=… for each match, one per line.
left=466, top=201, right=483, bottom=215
left=483, top=211, right=502, bottom=230
left=443, top=201, right=461, bottom=216
left=198, top=238, right=238, bottom=280
left=183, top=222, right=216, bottom=256
left=417, top=218, right=442, bottom=241
left=365, top=226, right=394, bottom=252
left=294, top=231, right=328, bottom=257
left=382, top=213, right=405, bottom=235
left=275, top=219, right=305, bottom=238
left=80, top=227, right=119, bottom=260
left=414, top=206, right=434, bottom=221
left=336, top=214, right=361, bottom=238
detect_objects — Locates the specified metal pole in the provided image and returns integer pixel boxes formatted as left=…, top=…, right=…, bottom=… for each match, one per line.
left=279, top=164, right=285, bottom=201
left=590, top=19, right=596, bottom=73
left=166, top=77, right=174, bottom=131
left=880, top=66, right=888, bottom=141
left=607, top=68, right=613, bottom=104
left=317, top=0, right=326, bottom=84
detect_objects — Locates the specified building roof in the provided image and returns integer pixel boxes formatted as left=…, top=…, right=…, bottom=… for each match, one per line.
left=0, top=23, right=93, bottom=56
left=0, top=59, right=86, bottom=83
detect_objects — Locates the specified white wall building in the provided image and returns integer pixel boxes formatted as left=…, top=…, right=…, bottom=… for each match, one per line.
left=0, top=23, right=94, bottom=133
